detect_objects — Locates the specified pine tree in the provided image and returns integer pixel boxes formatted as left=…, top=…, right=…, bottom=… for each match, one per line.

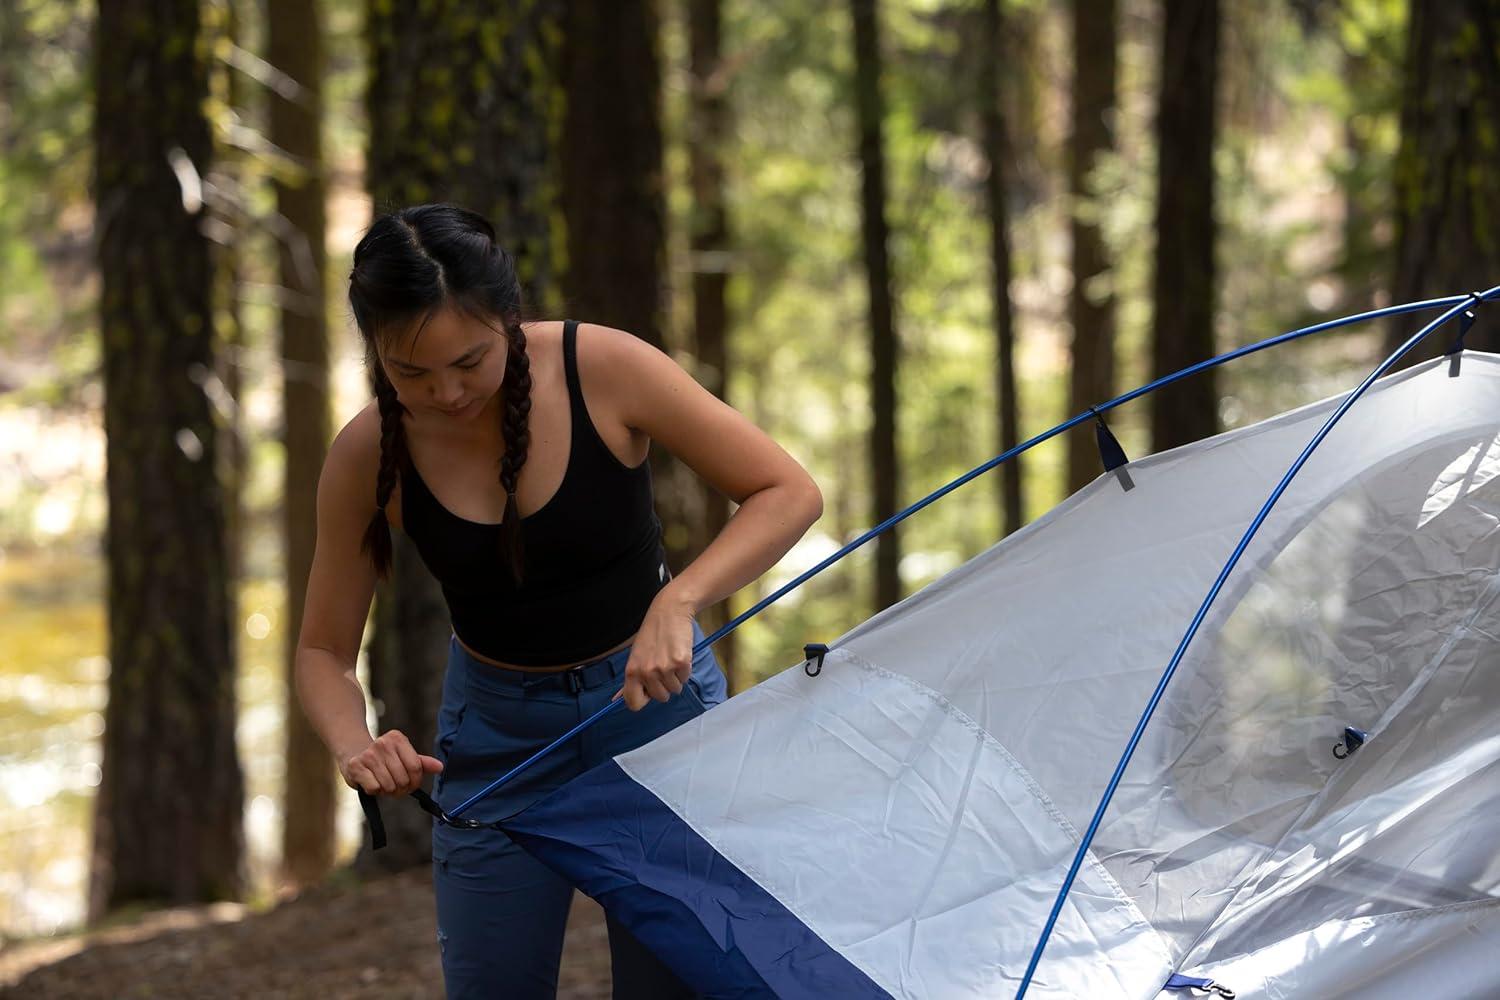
left=91, top=0, right=244, bottom=919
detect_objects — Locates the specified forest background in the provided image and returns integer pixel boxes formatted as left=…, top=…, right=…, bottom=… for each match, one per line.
left=2, top=0, right=1496, bottom=994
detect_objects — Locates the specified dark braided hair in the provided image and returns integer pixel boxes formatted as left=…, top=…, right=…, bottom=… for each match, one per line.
left=349, top=203, right=533, bottom=583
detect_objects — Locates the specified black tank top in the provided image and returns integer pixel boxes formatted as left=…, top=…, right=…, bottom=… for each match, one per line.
left=399, top=320, right=670, bottom=666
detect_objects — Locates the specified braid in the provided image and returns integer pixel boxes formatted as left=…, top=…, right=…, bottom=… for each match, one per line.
left=496, top=317, right=533, bottom=583
left=361, top=366, right=408, bottom=579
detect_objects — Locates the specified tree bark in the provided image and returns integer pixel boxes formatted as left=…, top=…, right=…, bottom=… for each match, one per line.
left=1150, top=0, right=1220, bottom=453
left=686, top=0, right=738, bottom=687
left=363, top=0, right=566, bottom=873
left=269, top=0, right=336, bottom=888
left=560, top=1, right=694, bottom=576
left=1067, top=0, right=1118, bottom=494
left=561, top=0, right=666, bottom=347
left=214, top=0, right=248, bottom=612
left=1388, top=0, right=1500, bottom=362
left=980, top=0, right=1023, bottom=535
left=851, top=0, right=902, bottom=612
left=90, top=0, right=244, bottom=921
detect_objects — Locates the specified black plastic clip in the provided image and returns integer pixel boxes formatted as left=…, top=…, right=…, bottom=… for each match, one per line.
left=1089, top=407, right=1135, bottom=492
left=804, top=642, right=829, bottom=678
left=1332, top=726, right=1369, bottom=760
left=1448, top=292, right=1484, bottom=377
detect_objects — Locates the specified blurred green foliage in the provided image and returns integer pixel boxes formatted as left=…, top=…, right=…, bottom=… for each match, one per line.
left=0, top=0, right=97, bottom=408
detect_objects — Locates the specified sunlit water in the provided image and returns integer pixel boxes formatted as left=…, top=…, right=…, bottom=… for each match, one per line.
left=0, top=549, right=365, bottom=940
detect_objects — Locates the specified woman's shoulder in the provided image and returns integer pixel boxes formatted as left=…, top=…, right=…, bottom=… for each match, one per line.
left=321, top=401, right=393, bottom=526
left=527, top=317, right=651, bottom=373
left=331, top=401, right=383, bottom=473
left=570, top=320, right=671, bottom=393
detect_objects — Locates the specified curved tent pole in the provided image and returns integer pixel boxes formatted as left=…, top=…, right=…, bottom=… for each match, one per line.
left=1013, top=286, right=1498, bottom=999
left=356, top=293, right=1480, bottom=842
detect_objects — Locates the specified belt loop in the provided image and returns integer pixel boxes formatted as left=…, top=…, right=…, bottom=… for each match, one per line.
left=564, top=669, right=583, bottom=695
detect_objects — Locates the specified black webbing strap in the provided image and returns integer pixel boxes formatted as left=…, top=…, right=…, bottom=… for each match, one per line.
left=358, top=786, right=515, bottom=850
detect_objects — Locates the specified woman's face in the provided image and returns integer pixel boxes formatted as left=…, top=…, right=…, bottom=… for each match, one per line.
left=380, top=306, right=508, bottom=423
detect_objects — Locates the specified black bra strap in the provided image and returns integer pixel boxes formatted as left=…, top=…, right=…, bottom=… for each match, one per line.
left=562, top=319, right=584, bottom=407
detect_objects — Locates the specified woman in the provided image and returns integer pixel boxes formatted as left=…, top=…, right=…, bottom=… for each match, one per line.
left=293, top=204, right=822, bottom=998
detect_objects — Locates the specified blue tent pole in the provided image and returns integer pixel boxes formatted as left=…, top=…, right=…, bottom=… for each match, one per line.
left=1013, top=287, right=1497, bottom=999
left=443, top=293, right=1473, bottom=821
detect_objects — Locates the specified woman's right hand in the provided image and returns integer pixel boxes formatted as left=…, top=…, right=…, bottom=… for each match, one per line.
left=338, top=730, right=444, bottom=796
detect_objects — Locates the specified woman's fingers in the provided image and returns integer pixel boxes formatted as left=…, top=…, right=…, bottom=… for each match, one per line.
left=345, top=758, right=376, bottom=794
left=356, top=754, right=396, bottom=794
left=344, top=730, right=432, bottom=795
left=374, top=754, right=404, bottom=794
left=622, top=670, right=672, bottom=709
left=622, top=645, right=696, bottom=711
left=388, top=733, right=425, bottom=792
left=643, top=674, right=673, bottom=703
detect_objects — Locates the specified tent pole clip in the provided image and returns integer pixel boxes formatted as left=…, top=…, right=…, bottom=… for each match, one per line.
left=1332, top=726, right=1369, bottom=760
left=1089, top=406, right=1135, bottom=491
left=1447, top=291, right=1485, bottom=376
left=803, top=643, right=829, bottom=678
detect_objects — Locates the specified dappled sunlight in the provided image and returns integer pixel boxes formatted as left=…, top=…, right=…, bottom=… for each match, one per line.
left=1420, top=430, right=1500, bottom=528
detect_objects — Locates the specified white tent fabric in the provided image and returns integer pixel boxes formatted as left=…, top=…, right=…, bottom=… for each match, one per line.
left=612, top=352, right=1500, bottom=998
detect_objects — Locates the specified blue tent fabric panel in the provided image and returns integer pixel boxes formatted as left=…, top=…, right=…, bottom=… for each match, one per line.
left=503, top=759, right=891, bottom=1000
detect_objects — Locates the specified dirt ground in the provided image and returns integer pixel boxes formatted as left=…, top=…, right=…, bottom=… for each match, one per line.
left=0, top=868, right=613, bottom=999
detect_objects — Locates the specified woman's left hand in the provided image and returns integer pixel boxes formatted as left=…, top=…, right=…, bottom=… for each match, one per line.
left=617, top=591, right=697, bottom=711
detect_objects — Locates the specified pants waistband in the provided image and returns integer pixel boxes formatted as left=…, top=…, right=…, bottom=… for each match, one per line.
left=452, top=635, right=630, bottom=695
left=516, top=655, right=625, bottom=694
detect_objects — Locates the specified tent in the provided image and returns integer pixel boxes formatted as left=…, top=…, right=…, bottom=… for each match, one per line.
left=365, top=293, right=1500, bottom=998
left=504, top=345, right=1500, bottom=998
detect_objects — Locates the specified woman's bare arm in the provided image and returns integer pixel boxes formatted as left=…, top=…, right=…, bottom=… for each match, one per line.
left=294, top=407, right=436, bottom=795
left=582, top=323, right=824, bottom=617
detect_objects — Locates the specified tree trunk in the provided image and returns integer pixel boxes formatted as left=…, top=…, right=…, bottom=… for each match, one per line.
left=560, top=1, right=696, bottom=575
left=980, top=0, right=1023, bottom=534
left=561, top=0, right=665, bottom=346
left=1067, top=0, right=1118, bottom=494
left=363, top=0, right=566, bottom=873
left=206, top=0, right=247, bottom=594
left=269, top=0, right=336, bottom=888
left=851, top=0, right=901, bottom=612
left=685, top=0, right=738, bottom=688
left=1150, top=0, right=1220, bottom=453
left=90, top=0, right=244, bottom=921
left=1388, top=0, right=1500, bottom=362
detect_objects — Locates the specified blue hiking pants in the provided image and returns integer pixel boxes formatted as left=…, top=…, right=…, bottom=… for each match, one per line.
left=430, top=618, right=729, bottom=999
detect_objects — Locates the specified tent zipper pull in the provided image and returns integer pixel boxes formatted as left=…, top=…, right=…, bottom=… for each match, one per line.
left=1164, top=972, right=1236, bottom=998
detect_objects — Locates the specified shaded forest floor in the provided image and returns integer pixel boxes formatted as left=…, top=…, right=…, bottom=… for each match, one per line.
left=0, top=867, right=612, bottom=998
